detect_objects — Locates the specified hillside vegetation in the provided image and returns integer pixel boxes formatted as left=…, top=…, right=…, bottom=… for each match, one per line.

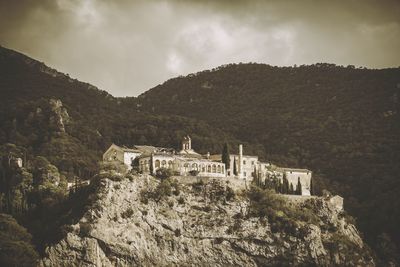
left=0, top=46, right=399, bottom=264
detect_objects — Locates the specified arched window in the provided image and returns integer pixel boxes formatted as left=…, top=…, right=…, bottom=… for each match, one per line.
left=217, top=165, right=221, bottom=173
left=162, top=160, right=167, bottom=167
left=144, top=160, right=149, bottom=171
left=212, top=165, right=216, bottom=173
left=168, top=160, right=173, bottom=169
left=192, top=163, right=198, bottom=170
left=201, top=164, right=205, bottom=172
left=207, top=165, right=211, bottom=172
left=155, top=160, right=160, bottom=168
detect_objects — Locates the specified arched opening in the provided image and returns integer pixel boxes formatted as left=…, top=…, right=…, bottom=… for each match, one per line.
left=192, top=163, right=198, bottom=170
left=155, top=159, right=160, bottom=168
left=201, top=164, right=205, bottom=172
left=168, top=160, right=173, bottom=169
left=207, top=165, right=211, bottom=172
left=212, top=164, right=216, bottom=173
left=217, top=165, right=221, bottom=173
left=161, top=160, right=167, bottom=167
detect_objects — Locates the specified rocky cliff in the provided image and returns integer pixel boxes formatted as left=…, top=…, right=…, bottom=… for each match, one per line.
left=40, top=174, right=374, bottom=266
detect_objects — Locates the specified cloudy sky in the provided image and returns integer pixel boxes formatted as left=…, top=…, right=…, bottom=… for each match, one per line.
left=1, top=0, right=399, bottom=96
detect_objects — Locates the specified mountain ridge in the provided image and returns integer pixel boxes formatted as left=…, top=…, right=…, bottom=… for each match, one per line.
left=0, top=45, right=399, bottom=265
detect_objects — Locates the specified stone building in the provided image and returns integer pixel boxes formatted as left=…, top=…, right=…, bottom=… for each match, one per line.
left=103, top=136, right=225, bottom=178
left=102, top=136, right=313, bottom=196
left=210, top=144, right=270, bottom=180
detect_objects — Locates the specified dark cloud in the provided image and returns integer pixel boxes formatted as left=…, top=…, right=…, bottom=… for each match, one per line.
left=1, top=0, right=399, bottom=96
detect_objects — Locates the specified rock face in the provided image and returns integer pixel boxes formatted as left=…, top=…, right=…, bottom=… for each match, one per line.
left=48, top=99, right=69, bottom=133
left=41, top=175, right=374, bottom=266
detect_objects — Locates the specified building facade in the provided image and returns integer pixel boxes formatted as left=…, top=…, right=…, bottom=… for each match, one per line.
left=102, top=136, right=313, bottom=196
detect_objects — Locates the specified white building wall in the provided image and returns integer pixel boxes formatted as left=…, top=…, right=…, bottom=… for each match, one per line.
left=123, top=152, right=142, bottom=170
left=227, top=155, right=258, bottom=180
left=285, top=171, right=312, bottom=196
left=139, top=155, right=226, bottom=178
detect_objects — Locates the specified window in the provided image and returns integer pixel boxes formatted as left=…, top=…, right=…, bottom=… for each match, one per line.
left=212, top=165, right=216, bottom=173
left=244, top=172, right=247, bottom=176
left=207, top=165, right=211, bottom=172
left=217, top=165, right=221, bottom=173
left=251, top=161, right=254, bottom=165
left=201, top=165, right=205, bottom=172
left=162, top=160, right=167, bottom=167
left=155, top=160, right=160, bottom=168
left=192, top=163, right=198, bottom=170
left=243, top=160, right=246, bottom=165
left=168, top=160, right=173, bottom=169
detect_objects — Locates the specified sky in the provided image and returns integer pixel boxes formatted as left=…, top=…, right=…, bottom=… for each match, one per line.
left=1, top=0, right=400, bottom=97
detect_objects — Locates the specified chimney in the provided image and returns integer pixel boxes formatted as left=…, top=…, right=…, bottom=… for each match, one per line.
left=238, top=144, right=243, bottom=177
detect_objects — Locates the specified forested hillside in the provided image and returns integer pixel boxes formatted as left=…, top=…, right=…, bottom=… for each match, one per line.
left=0, top=46, right=399, bottom=264
left=129, top=63, right=400, bottom=262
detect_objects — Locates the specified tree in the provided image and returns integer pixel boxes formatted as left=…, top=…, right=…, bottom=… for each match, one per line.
left=233, top=157, right=238, bottom=176
left=155, top=167, right=173, bottom=180
left=0, top=213, right=38, bottom=267
left=149, top=154, right=154, bottom=175
left=296, top=177, right=302, bottom=195
left=310, top=178, right=314, bottom=196
left=221, top=143, right=230, bottom=170
left=282, top=173, right=289, bottom=194
left=131, top=157, right=140, bottom=173
left=289, top=183, right=294, bottom=195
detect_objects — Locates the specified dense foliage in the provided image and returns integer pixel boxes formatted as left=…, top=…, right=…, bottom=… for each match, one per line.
left=131, top=62, right=400, bottom=261
left=0, top=46, right=399, bottom=263
left=0, top=213, right=38, bottom=266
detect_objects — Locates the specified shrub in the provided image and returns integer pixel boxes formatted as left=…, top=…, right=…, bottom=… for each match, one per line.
left=121, top=208, right=134, bottom=219
left=79, top=222, right=92, bottom=237
left=155, top=167, right=173, bottom=180
left=178, top=196, right=185, bottom=205
left=225, top=186, right=235, bottom=201
left=100, top=161, right=128, bottom=175
left=174, top=228, right=181, bottom=237
left=247, top=186, right=319, bottom=233
left=189, top=170, right=199, bottom=176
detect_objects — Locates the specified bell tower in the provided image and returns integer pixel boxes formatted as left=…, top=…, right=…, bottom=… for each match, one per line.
left=181, top=135, right=192, bottom=150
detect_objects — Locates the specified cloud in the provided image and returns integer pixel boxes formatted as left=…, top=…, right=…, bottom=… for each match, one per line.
left=0, top=0, right=399, bottom=96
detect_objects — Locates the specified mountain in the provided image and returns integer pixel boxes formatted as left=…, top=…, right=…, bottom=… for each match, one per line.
left=127, top=63, right=400, bottom=261
left=0, top=45, right=399, bottom=264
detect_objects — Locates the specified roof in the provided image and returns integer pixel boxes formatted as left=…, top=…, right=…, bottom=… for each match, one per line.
left=103, top=143, right=141, bottom=156
left=277, top=167, right=312, bottom=173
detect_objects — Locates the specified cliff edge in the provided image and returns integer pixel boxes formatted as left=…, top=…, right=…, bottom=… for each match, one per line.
left=40, top=174, right=374, bottom=266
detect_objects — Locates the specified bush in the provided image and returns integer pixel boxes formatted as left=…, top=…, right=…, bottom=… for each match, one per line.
left=226, top=186, right=235, bottom=201
left=247, top=186, right=319, bottom=233
left=100, top=161, right=128, bottom=175
left=121, top=208, right=134, bottom=219
left=178, top=196, right=185, bottom=205
left=155, top=167, right=173, bottom=180
left=189, top=170, right=199, bottom=176
left=79, top=222, right=92, bottom=237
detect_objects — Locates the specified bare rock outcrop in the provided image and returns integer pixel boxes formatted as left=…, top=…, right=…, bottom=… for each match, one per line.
left=40, top=175, right=374, bottom=266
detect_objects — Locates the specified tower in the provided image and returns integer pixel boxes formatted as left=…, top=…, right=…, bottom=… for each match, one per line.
left=181, top=135, right=192, bottom=150
left=238, top=144, right=243, bottom=178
